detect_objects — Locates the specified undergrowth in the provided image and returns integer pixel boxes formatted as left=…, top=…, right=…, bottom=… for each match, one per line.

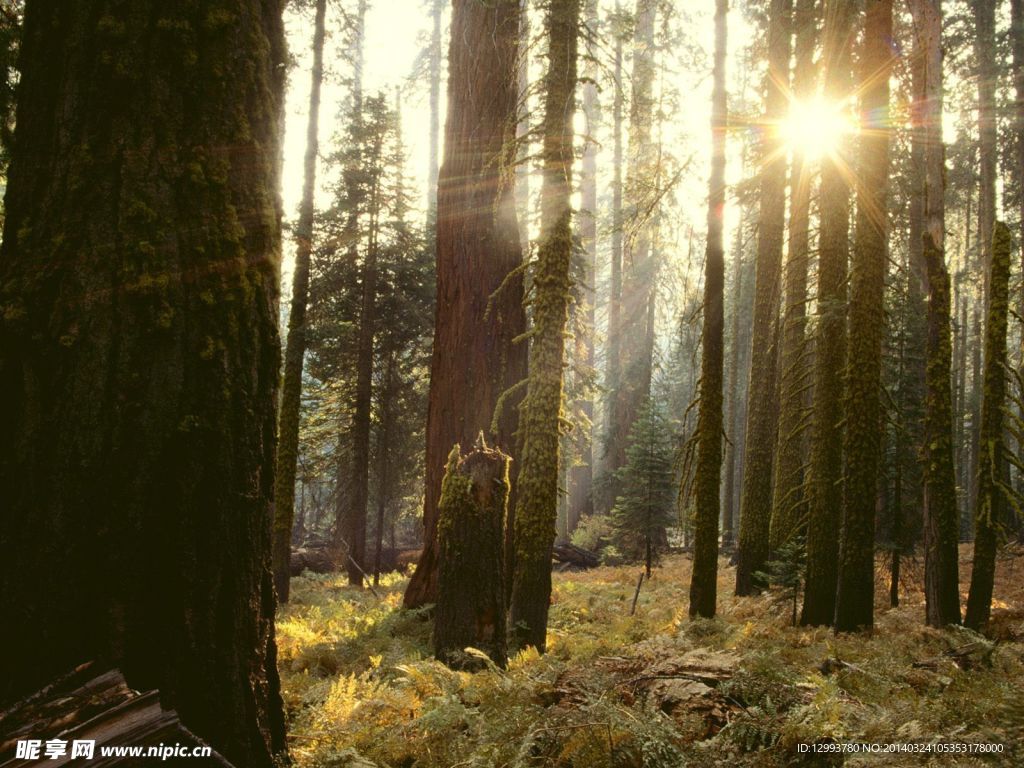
left=277, top=548, right=1024, bottom=767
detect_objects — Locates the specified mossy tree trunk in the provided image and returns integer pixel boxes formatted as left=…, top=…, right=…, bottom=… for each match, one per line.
left=735, top=0, right=791, bottom=597
left=801, top=0, right=854, bottom=626
left=0, top=2, right=287, bottom=764
left=404, top=0, right=527, bottom=609
left=509, top=0, right=580, bottom=653
left=770, top=0, right=817, bottom=553
left=434, top=439, right=509, bottom=668
left=965, top=222, right=1012, bottom=631
left=689, top=0, right=727, bottom=620
left=910, top=0, right=961, bottom=628
left=835, top=0, right=892, bottom=634
left=1012, top=0, right=1024, bottom=538
left=274, top=0, right=327, bottom=603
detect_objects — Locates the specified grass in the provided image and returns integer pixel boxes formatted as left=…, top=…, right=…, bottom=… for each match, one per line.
left=277, top=545, right=1024, bottom=767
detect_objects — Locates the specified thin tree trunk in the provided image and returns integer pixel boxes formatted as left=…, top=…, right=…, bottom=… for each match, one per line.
left=770, top=0, right=817, bottom=553
left=735, top=0, right=792, bottom=596
left=721, top=203, right=745, bottom=550
left=0, top=3, right=287, bottom=763
left=965, top=222, right=1012, bottom=630
left=689, top=0, right=727, bottom=620
left=509, top=0, right=580, bottom=653
left=404, top=0, right=527, bottom=609
left=835, top=0, right=891, bottom=633
left=910, top=0, right=961, bottom=628
left=373, top=350, right=396, bottom=588
left=274, top=0, right=327, bottom=603
left=346, top=129, right=385, bottom=588
left=427, top=0, right=443, bottom=219
left=569, top=0, right=599, bottom=533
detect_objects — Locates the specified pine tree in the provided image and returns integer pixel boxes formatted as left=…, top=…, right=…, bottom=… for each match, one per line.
left=0, top=2, right=287, bottom=763
left=611, top=399, right=676, bottom=577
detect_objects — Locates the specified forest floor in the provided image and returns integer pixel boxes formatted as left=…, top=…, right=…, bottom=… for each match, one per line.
left=277, top=545, right=1024, bottom=767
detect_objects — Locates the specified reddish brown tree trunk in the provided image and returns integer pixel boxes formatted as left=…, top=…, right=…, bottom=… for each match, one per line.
left=404, top=0, right=527, bottom=609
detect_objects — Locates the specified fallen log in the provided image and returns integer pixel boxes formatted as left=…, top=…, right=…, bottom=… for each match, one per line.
left=552, top=543, right=600, bottom=569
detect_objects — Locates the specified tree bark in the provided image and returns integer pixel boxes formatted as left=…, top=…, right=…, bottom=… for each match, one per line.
left=434, top=440, right=509, bottom=669
left=910, top=0, right=961, bottom=628
left=274, top=0, right=327, bottom=603
left=735, top=0, right=791, bottom=597
left=835, top=0, right=891, bottom=633
left=689, top=0, right=727, bottom=620
left=770, top=0, right=817, bottom=552
left=404, top=0, right=527, bottom=609
left=0, top=2, right=287, bottom=764
left=965, top=222, right=1012, bottom=630
left=801, top=0, right=854, bottom=625
left=509, top=0, right=580, bottom=653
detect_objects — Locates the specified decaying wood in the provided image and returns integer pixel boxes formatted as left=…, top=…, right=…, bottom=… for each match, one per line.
left=0, top=665, right=234, bottom=767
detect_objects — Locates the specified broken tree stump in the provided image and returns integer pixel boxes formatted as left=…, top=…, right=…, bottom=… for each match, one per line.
left=433, top=436, right=509, bottom=669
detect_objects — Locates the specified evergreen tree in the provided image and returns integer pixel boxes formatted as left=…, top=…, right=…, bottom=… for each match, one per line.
left=611, top=399, right=676, bottom=577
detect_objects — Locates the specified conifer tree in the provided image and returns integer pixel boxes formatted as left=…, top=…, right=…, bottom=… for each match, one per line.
left=611, top=399, right=676, bottom=577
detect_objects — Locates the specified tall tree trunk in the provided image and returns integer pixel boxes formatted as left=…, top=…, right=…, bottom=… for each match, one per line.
left=835, top=0, right=891, bottom=633
left=569, top=0, right=599, bottom=533
left=801, top=0, right=854, bottom=625
left=606, top=0, right=656, bottom=485
left=735, top=0, right=791, bottom=596
left=770, top=0, right=817, bottom=552
left=274, top=0, right=327, bottom=603
left=509, top=0, right=580, bottom=653
left=965, top=222, right=1012, bottom=630
left=346, top=130, right=385, bottom=588
left=689, top=0, right=727, bottom=620
left=721, top=203, right=746, bottom=549
left=515, top=0, right=530, bottom=246
left=910, top=0, right=961, bottom=628
left=974, top=0, right=997, bottom=305
left=373, top=349, right=397, bottom=588
left=1012, top=0, right=1024, bottom=538
left=404, top=0, right=527, bottom=609
left=0, top=2, right=287, bottom=764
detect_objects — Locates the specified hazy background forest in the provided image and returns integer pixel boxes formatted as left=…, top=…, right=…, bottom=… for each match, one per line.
left=0, top=0, right=1023, bottom=766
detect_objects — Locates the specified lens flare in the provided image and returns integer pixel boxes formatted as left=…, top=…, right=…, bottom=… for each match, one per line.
left=778, top=98, right=857, bottom=160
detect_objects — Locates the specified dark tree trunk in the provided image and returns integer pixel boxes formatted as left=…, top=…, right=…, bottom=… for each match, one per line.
left=345, top=128, right=385, bottom=588
left=965, top=222, right=1012, bottom=630
left=274, top=0, right=327, bottom=603
left=509, top=0, right=580, bottom=653
left=801, top=0, right=854, bottom=626
left=910, top=0, right=961, bottom=628
left=835, top=0, right=891, bottom=634
left=404, top=0, right=527, bottom=609
left=689, top=0, right=727, bottom=620
left=1012, top=0, right=1024, bottom=539
left=373, top=350, right=397, bottom=588
left=434, top=439, right=509, bottom=669
left=0, top=2, right=287, bottom=764
left=770, top=0, right=817, bottom=552
left=735, top=0, right=791, bottom=596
